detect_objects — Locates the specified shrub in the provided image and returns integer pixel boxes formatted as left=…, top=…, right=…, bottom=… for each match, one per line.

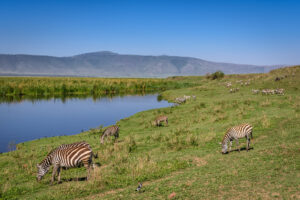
left=207, top=71, right=225, bottom=80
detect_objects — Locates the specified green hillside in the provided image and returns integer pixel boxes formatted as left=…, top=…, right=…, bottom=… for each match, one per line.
left=0, top=66, right=299, bottom=200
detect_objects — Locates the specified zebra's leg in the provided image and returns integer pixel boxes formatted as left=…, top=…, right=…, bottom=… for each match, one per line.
left=115, top=131, right=119, bottom=142
left=57, top=166, right=61, bottom=183
left=247, top=138, right=251, bottom=151
left=166, top=119, right=168, bottom=126
left=100, top=134, right=105, bottom=144
left=235, top=139, right=240, bottom=152
left=83, top=159, right=91, bottom=181
left=86, top=165, right=91, bottom=181
left=51, top=165, right=59, bottom=184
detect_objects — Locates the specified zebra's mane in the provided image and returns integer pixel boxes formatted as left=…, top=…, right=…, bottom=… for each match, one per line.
left=222, top=127, right=232, bottom=144
left=39, top=148, right=56, bottom=165
left=57, top=141, right=88, bottom=149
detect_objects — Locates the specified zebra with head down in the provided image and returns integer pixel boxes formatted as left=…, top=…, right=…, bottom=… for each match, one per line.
left=100, top=125, right=119, bottom=144
left=221, top=124, right=253, bottom=154
left=36, top=141, right=97, bottom=184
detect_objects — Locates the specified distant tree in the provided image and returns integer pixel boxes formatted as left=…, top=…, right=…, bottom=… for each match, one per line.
left=208, top=71, right=224, bottom=80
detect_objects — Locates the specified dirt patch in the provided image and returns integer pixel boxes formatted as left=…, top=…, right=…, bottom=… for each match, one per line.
left=290, top=191, right=300, bottom=199
left=193, top=157, right=207, bottom=167
left=79, top=187, right=125, bottom=200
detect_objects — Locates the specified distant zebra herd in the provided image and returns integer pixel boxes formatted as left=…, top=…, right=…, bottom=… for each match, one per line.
left=252, top=88, right=284, bottom=95
left=226, top=80, right=285, bottom=95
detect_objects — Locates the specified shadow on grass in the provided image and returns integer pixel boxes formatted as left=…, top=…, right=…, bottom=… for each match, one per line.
left=56, top=162, right=102, bottom=184
left=155, top=124, right=168, bottom=127
left=61, top=177, right=87, bottom=182
left=230, top=147, right=254, bottom=153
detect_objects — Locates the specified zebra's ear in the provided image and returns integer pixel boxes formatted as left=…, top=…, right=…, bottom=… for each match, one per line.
left=218, top=142, right=222, bottom=145
left=36, top=164, right=39, bottom=168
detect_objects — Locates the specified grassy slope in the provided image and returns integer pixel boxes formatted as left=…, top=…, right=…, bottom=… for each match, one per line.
left=0, top=66, right=299, bottom=200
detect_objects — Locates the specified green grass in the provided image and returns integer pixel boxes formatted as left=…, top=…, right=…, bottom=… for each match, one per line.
left=0, top=66, right=299, bottom=199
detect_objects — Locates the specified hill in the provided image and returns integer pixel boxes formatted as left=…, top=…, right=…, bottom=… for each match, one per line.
left=0, top=51, right=284, bottom=77
left=0, top=66, right=299, bottom=199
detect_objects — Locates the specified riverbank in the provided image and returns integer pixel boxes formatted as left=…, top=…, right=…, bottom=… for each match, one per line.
left=0, top=66, right=299, bottom=199
left=0, top=76, right=200, bottom=98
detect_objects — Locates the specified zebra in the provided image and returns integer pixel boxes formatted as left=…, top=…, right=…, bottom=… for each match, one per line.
left=36, top=141, right=97, bottom=184
left=275, top=88, right=284, bottom=95
left=252, top=89, right=260, bottom=94
left=183, top=95, right=191, bottom=100
left=154, top=115, right=168, bottom=126
left=100, top=125, right=119, bottom=144
left=136, top=182, right=143, bottom=192
left=226, top=82, right=232, bottom=87
left=175, top=97, right=186, bottom=104
left=221, top=124, right=253, bottom=154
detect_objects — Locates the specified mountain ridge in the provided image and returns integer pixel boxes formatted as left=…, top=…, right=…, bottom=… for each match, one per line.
left=0, top=51, right=285, bottom=77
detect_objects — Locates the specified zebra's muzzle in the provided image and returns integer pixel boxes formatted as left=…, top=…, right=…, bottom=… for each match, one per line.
left=37, top=176, right=42, bottom=182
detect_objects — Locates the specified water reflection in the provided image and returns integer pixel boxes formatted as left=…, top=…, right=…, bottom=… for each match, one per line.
left=0, top=91, right=161, bottom=104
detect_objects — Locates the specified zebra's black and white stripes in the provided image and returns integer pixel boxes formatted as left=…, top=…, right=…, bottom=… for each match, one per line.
left=36, top=141, right=97, bottom=183
left=100, top=125, right=119, bottom=144
left=221, top=124, right=253, bottom=154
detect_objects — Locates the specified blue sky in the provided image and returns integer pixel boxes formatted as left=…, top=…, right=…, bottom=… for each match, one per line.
left=0, top=0, right=299, bottom=65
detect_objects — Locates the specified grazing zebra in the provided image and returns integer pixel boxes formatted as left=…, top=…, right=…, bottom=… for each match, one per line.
left=252, top=89, right=260, bottom=94
left=221, top=124, right=253, bottom=154
left=154, top=115, right=168, bottom=126
left=100, top=125, right=119, bottom=144
left=275, top=88, right=284, bottom=95
left=175, top=97, right=186, bottom=104
left=229, top=88, right=239, bottom=93
left=36, top=141, right=97, bottom=184
left=136, top=182, right=143, bottom=192
left=183, top=95, right=191, bottom=100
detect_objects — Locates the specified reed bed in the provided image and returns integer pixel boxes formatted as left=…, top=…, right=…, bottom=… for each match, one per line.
left=0, top=76, right=199, bottom=98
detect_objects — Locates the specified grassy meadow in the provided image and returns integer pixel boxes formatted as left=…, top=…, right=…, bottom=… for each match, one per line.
left=0, top=66, right=299, bottom=199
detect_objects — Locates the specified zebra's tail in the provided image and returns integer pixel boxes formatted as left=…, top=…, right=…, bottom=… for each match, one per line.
left=93, top=152, right=98, bottom=159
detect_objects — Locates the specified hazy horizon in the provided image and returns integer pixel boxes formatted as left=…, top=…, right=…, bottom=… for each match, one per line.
left=0, top=50, right=289, bottom=66
left=0, top=0, right=299, bottom=66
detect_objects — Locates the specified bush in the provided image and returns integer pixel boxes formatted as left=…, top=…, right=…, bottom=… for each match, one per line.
left=207, top=71, right=225, bottom=80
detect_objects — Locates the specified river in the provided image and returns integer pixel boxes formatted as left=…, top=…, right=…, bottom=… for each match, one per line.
left=0, top=94, right=171, bottom=153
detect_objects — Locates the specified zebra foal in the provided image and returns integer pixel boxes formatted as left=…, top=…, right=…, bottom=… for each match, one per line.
left=36, top=141, right=97, bottom=184
left=221, top=124, right=253, bottom=154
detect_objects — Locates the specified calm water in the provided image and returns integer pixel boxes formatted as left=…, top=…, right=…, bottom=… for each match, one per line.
left=0, top=95, right=171, bottom=153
